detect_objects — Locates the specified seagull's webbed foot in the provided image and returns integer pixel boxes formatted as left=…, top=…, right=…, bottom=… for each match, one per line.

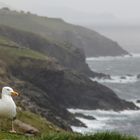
left=9, top=129, right=16, bottom=133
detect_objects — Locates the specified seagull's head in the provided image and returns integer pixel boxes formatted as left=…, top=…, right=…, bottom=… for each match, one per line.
left=2, top=87, right=19, bottom=97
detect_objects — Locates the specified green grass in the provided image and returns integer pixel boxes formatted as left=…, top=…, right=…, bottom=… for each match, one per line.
left=39, top=132, right=138, bottom=140
left=0, top=45, right=48, bottom=61
left=17, top=110, right=61, bottom=134
left=0, top=36, right=48, bottom=61
left=0, top=131, right=138, bottom=140
left=1, top=110, right=61, bottom=133
left=0, top=36, right=20, bottom=48
left=0, top=109, right=61, bottom=136
left=0, top=131, right=26, bottom=140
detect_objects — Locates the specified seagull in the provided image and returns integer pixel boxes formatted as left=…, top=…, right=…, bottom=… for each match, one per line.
left=0, top=86, right=19, bottom=133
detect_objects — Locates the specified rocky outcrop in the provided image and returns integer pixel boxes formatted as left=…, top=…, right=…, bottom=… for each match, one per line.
left=10, top=58, right=138, bottom=111
left=136, top=100, right=140, bottom=103
left=14, top=120, right=39, bottom=135
left=74, top=113, right=96, bottom=120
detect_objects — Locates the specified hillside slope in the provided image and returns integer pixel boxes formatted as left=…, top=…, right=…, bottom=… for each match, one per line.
left=0, top=35, right=137, bottom=130
left=0, top=25, right=107, bottom=78
left=0, top=8, right=129, bottom=57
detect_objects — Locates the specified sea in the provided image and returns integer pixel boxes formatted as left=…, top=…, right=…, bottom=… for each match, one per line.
left=68, top=53, right=140, bottom=137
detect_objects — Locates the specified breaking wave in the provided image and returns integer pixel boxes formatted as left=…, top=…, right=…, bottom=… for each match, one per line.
left=86, top=53, right=140, bottom=61
left=91, top=75, right=139, bottom=84
left=68, top=108, right=140, bottom=135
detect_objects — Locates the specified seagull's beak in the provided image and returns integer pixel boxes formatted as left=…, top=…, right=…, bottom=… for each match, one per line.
left=11, top=91, right=19, bottom=96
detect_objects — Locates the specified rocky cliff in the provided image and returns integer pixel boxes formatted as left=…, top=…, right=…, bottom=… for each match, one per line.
left=0, top=37, right=138, bottom=130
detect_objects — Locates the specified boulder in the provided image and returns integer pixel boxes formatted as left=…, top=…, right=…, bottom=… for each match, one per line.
left=14, top=120, right=39, bottom=135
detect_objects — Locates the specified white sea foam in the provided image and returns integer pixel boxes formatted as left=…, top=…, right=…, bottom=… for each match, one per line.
left=86, top=55, right=131, bottom=61
left=91, top=75, right=139, bottom=84
left=68, top=108, right=140, bottom=134
left=86, top=53, right=140, bottom=61
left=68, top=108, right=140, bottom=116
left=71, top=117, right=108, bottom=134
left=131, top=53, right=140, bottom=58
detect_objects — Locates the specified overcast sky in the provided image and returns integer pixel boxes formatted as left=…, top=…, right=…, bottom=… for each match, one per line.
left=0, top=0, right=140, bottom=24
left=0, top=0, right=140, bottom=18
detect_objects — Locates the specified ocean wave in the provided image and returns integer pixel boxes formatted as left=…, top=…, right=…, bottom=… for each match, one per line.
left=131, top=53, right=140, bottom=58
left=68, top=108, right=140, bottom=116
left=68, top=108, right=140, bottom=123
left=86, top=53, right=140, bottom=61
left=68, top=108, right=140, bottom=134
left=91, top=75, right=139, bottom=84
left=86, top=55, right=131, bottom=61
left=71, top=117, right=107, bottom=134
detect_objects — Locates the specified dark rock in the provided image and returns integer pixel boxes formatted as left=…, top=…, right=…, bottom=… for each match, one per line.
left=74, top=113, right=96, bottom=120
left=14, top=120, right=39, bottom=135
left=96, top=74, right=111, bottom=80
left=137, top=74, right=140, bottom=79
left=137, top=100, right=140, bottom=103
left=11, top=58, right=139, bottom=112
left=120, top=76, right=126, bottom=79
left=126, top=74, right=133, bottom=77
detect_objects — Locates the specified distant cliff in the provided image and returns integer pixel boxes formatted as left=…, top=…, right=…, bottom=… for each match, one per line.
left=0, top=8, right=129, bottom=57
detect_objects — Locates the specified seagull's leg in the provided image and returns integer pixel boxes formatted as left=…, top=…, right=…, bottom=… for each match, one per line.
left=0, top=119, right=1, bottom=131
left=10, top=118, right=16, bottom=133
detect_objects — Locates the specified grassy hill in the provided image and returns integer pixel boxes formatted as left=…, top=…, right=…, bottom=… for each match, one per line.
left=0, top=8, right=129, bottom=57
left=0, top=131, right=138, bottom=140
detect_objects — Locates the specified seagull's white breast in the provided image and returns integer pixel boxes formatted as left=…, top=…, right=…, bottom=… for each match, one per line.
left=0, top=95, right=16, bottom=119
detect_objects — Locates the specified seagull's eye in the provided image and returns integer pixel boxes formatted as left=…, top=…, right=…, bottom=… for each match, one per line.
left=7, top=89, right=10, bottom=91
